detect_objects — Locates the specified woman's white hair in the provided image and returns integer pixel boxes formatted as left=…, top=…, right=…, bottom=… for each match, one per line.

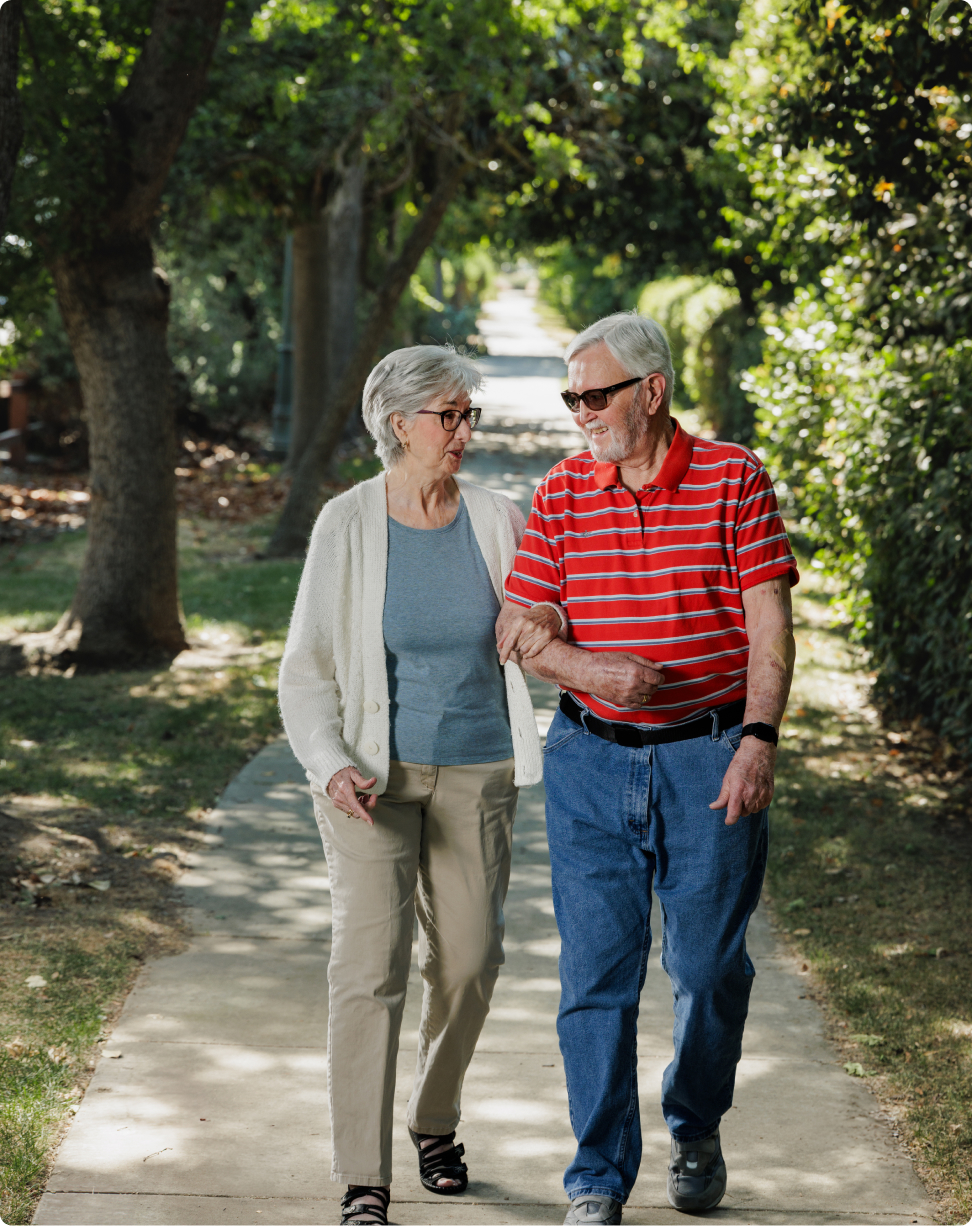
left=564, top=311, right=675, bottom=411
left=362, top=345, right=484, bottom=468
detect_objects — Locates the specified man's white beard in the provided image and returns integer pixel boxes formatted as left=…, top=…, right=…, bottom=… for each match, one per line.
left=585, top=399, right=649, bottom=464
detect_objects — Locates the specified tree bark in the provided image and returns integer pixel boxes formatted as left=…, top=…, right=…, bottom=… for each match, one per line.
left=48, top=0, right=227, bottom=668
left=286, top=216, right=330, bottom=471
left=327, top=158, right=364, bottom=386
left=52, top=244, right=186, bottom=666
left=285, top=161, right=366, bottom=469
left=0, top=0, right=23, bottom=236
left=263, top=157, right=471, bottom=558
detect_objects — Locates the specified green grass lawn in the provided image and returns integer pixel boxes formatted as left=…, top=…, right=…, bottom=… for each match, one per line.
left=773, top=576, right=972, bottom=1224
left=0, top=515, right=303, bottom=1223
left=1, top=526, right=970, bottom=1223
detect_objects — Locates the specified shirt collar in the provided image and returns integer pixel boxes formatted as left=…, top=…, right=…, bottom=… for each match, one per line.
left=592, top=419, right=693, bottom=492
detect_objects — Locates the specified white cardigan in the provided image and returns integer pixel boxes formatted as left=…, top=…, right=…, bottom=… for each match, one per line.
left=278, top=474, right=544, bottom=793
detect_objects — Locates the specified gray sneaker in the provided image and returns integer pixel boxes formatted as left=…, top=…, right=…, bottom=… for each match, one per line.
left=564, top=1194, right=623, bottom=1224
left=667, top=1129, right=727, bottom=1212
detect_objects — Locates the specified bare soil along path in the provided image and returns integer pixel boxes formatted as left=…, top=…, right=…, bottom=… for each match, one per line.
left=33, top=288, right=936, bottom=1225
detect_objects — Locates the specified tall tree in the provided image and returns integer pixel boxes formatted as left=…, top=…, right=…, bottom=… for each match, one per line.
left=0, top=0, right=23, bottom=236
left=6, top=0, right=227, bottom=667
left=177, top=0, right=574, bottom=556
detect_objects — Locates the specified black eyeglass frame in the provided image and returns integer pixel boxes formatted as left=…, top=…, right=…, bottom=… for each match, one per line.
left=561, top=376, right=645, bottom=414
left=415, top=407, right=483, bottom=431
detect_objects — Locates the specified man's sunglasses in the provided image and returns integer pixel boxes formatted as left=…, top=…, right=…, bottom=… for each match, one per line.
left=415, top=407, right=482, bottom=431
left=561, top=376, right=645, bottom=414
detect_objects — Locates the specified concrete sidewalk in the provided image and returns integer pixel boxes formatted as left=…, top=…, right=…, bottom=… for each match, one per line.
left=34, top=726, right=933, bottom=1226
left=34, top=287, right=935, bottom=1225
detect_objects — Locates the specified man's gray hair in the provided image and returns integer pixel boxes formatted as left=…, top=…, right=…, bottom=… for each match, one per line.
left=362, top=345, right=483, bottom=468
left=565, top=311, right=675, bottom=411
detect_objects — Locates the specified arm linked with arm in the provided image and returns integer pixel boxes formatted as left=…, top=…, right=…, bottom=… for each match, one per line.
left=499, top=601, right=665, bottom=710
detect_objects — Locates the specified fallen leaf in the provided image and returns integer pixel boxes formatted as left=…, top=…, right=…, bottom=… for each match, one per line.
left=104, top=1050, right=123, bottom=1059
left=4, top=1039, right=29, bottom=1058
left=25, top=974, right=47, bottom=989
left=850, top=1034, right=884, bottom=1046
left=843, top=1061, right=867, bottom=1077
left=87, top=880, right=111, bottom=891
left=47, top=1044, right=69, bottom=1064
left=793, top=927, right=811, bottom=936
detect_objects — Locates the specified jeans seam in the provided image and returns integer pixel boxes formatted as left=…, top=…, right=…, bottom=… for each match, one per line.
left=616, top=897, right=652, bottom=1174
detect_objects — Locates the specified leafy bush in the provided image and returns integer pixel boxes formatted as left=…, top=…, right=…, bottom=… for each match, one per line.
left=637, top=277, right=761, bottom=442
left=535, top=240, right=642, bottom=332
left=746, top=277, right=972, bottom=754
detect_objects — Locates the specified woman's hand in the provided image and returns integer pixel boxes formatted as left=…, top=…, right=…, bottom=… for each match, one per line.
left=326, top=766, right=379, bottom=825
left=496, top=601, right=565, bottom=666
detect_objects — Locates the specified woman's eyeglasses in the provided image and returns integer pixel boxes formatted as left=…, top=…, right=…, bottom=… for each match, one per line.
left=415, top=407, right=482, bottom=432
left=561, top=376, right=645, bottom=414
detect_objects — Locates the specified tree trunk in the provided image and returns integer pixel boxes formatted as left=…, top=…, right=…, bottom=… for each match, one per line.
left=51, top=241, right=188, bottom=668
left=285, top=162, right=366, bottom=468
left=285, top=217, right=329, bottom=472
left=327, top=159, right=364, bottom=386
left=263, top=157, right=471, bottom=558
left=0, top=0, right=23, bottom=235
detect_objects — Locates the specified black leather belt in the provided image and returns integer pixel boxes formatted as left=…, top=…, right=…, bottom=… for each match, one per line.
left=559, top=692, right=746, bottom=748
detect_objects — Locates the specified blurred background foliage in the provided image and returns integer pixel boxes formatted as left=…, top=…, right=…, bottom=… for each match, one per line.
left=1, top=0, right=971, bottom=749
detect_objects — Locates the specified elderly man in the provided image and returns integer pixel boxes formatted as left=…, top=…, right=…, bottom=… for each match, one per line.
left=499, top=312, right=798, bottom=1224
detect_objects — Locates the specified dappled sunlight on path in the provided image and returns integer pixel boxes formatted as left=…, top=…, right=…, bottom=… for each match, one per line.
left=33, top=290, right=935, bottom=1226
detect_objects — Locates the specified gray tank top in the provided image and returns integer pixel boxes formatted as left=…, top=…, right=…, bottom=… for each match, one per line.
left=383, top=497, right=514, bottom=766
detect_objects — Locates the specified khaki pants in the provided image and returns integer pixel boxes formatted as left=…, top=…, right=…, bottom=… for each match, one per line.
left=311, top=758, right=517, bottom=1186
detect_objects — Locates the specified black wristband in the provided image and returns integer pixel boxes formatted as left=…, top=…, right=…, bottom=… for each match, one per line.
left=741, top=722, right=779, bottom=746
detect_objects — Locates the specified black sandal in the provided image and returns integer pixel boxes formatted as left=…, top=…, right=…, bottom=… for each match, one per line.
left=408, top=1127, right=468, bottom=1195
left=340, top=1185, right=390, bottom=1224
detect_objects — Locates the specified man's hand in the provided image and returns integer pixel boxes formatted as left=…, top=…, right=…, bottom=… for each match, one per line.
left=584, top=651, right=665, bottom=710
left=326, top=765, right=379, bottom=825
left=496, top=602, right=564, bottom=666
left=709, top=738, right=776, bottom=826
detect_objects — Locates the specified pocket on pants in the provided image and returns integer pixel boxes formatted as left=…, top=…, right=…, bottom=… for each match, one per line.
left=543, top=709, right=585, bottom=755
left=721, top=724, right=743, bottom=754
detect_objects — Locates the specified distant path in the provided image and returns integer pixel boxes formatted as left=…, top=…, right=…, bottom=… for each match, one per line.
left=34, top=289, right=935, bottom=1225
left=460, top=286, right=580, bottom=516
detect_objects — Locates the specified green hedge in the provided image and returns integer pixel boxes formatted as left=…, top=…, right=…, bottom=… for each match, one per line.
left=746, top=281, right=972, bottom=755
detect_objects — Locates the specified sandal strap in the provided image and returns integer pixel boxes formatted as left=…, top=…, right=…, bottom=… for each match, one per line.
left=411, top=1130, right=467, bottom=1177
left=341, top=1185, right=389, bottom=1224
left=419, top=1142, right=466, bottom=1176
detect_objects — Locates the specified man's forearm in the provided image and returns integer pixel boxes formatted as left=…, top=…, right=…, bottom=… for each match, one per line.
left=742, top=586, right=796, bottom=727
left=516, top=636, right=597, bottom=693
left=743, top=631, right=794, bottom=727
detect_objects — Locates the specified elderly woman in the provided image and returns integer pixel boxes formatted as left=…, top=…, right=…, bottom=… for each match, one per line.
left=278, top=346, right=564, bottom=1226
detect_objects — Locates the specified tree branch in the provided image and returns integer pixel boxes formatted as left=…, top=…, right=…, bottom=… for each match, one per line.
left=108, top=0, right=228, bottom=234
left=263, top=155, right=473, bottom=557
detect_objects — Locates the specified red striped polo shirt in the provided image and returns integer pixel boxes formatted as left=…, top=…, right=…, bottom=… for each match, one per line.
left=505, top=420, right=799, bottom=727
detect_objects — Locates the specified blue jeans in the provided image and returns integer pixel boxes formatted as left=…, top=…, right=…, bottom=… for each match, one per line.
left=543, top=707, right=768, bottom=1204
